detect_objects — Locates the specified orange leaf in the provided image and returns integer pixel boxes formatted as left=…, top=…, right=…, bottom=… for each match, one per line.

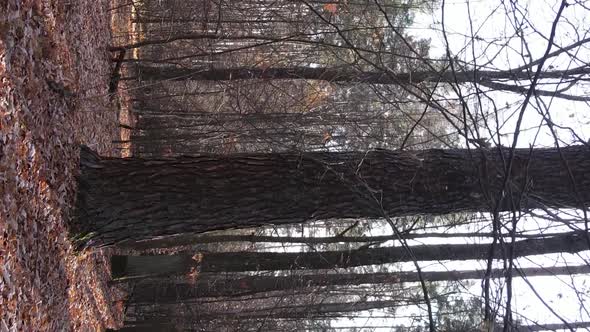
left=323, top=131, right=332, bottom=144
left=323, top=3, right=338, bottom=13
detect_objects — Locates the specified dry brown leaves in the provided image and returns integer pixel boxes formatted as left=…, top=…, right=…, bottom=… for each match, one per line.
left=1, top=0, right=128, bottom=330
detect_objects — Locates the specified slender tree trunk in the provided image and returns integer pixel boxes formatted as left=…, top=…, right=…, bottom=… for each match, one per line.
left=127, top=265, right=590, bottom=303
left=73, top=146, right=590, bottom=247
left=113, top=232, right=590, bottom=277
left=136, top=65, right=590, bottom=84
left=119, top=231, right=573, bottom=251
left=134, top=65, right=590, bottom=100
left=134, top=299, right=402, bottom=321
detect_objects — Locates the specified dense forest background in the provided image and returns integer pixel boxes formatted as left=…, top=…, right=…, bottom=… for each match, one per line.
left=96, top=0, right=590, bottom=330
left=3, top=0, right=590, bottom=331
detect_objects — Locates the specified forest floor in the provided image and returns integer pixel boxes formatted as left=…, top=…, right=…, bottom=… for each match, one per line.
left=1, top=0, right=133, bottom=330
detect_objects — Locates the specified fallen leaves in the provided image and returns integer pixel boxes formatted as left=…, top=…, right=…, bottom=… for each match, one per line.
left=1, top=0, right=127, bottom=330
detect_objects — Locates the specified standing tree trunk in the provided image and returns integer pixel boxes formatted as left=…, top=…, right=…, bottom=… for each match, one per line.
left=118, top=231, right=573, bottom=251
left=73, top=146, right=590, bottom=247
left=130, top=299, right=403, bottom=322
left=127, top=265, right=590, bottom=304
left=112, top=232, right=590, bottom=278
left=134, top=65, right=590, bottom=101
left=136, top=65, right=590, bottom=84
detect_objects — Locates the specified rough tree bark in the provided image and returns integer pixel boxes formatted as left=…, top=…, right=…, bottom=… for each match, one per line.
left=112, top=232, right=590, bottom=278
left=73, top=146, right=590, bottom=247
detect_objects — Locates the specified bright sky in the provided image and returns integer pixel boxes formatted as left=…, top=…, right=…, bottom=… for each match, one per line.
left=412, top=0, right=590, bottom=148
left=262, top=1, right=590, bottom=329
left=307, top=1, right=590, bottom=330
left=400, top=0, right=590, bottom=329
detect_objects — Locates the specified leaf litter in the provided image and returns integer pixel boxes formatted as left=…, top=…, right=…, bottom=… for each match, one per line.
left=1, top=0, right=131, bottom=330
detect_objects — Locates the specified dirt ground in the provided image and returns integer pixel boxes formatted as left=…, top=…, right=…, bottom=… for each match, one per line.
left=1, top=0, right=133, bottom=330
